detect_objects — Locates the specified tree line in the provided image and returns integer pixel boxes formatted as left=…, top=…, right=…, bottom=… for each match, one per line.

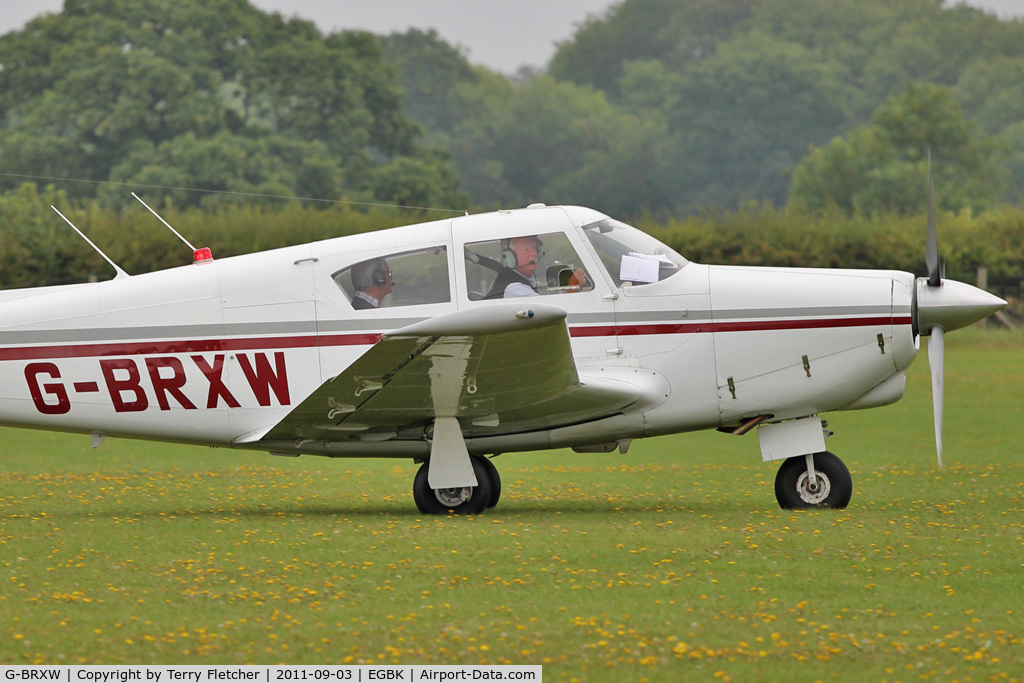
left=1, top=0, right=1023, bottom=295
left=385, top=0, right=1024, bottom=217
left=3, top=0, right=1023, bottom=217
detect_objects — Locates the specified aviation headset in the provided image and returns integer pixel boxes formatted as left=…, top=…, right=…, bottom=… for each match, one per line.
left=352, top=258, right=390, bottom=290
left=500, top=237, right=543, bottom=269
left=370, top=260, right=388, bottom=287
left=500, top=241, right=518, bottom=269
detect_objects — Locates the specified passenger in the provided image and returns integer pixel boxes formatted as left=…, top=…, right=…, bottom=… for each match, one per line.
left=350, top=258, right=393, bottom=309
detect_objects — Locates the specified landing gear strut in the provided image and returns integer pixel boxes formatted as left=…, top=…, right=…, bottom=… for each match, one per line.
left=774, top=451, right=852, bottom=509
left=413, top=455, right=501, bottom=514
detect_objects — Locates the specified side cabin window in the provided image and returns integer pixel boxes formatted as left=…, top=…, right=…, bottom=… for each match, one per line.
left=334, top=246, right=450, bottom=310
left=464, top=232, right=593, bottom=300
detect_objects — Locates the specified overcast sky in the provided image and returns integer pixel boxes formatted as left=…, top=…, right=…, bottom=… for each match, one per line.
left=1, top=0, right=1021, bottom=73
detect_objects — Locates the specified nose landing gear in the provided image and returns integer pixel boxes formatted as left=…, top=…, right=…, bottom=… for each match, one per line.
left=774, top=451, right=852, bottom=509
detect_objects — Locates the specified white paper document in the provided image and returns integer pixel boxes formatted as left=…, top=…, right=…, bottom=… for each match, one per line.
left=620, top=252, right=670, bottom=283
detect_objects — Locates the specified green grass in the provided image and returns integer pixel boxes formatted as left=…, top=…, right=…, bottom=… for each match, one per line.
left=2, top=330, right=1023, bottom=682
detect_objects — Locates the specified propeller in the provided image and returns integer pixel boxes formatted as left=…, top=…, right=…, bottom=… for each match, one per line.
left=915, top=150, right=1006, bottom=468
left=928, top=325, right=944, bottom=468
left=926, top=151, right=941, bottom=288
left=925, top=151, right=944, bottom=468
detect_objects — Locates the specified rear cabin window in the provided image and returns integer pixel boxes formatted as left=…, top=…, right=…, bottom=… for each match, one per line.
left=334, top=246, right=450, bottom=310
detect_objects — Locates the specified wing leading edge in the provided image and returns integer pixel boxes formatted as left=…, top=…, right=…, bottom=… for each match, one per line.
left=240, top=304, right=644, bottom=451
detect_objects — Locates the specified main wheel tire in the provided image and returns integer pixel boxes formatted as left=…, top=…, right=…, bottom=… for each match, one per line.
left=413, top=457, right=492, bottom=515
left=774, top=451, right=852, bottom=510
left=475, top=456, right=501, bottom=509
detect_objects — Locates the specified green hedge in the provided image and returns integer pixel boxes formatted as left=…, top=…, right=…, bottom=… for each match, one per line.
left=639, top=202, right=1024, bottom=290
left=2, top=186, right=1021, bottom=303
left=0, top=184, right=440, bottom=288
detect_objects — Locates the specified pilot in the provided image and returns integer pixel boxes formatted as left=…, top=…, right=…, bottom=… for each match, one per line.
left=486, top=236, right=544, bottom=299
left=486, top=235, right=588, bottom=299
left=350, top=258, right=393, bottom=309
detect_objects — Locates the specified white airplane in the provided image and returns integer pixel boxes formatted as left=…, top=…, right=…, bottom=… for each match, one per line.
left=1, top=200, right=1005, bottom=513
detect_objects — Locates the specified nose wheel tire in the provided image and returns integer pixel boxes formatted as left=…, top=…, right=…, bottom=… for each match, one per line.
left=774, top=451, right=852, bottom=510
left=413, top=456, right=494, bottom=515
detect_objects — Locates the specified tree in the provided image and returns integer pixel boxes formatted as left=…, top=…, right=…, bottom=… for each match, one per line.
left=998, top=121, right=1024, bottom=207
left=956, top=57, right=1024, bottom=135
left=470, top=77, right=638, bottom=207
left=549, top=0, right=757, bottom=98
left=379, top=29, right=479, bottom=137
left=789, top=83, right=1002, bottom=214
left=379, top=29, right=514, bottom=206
left=103, top=132, right=341, bottom=208
left=657, top=32, right=850, bottom=211
left=370, top=151, right=468, bottom=210
left=0, top=0, right=461, bottom=209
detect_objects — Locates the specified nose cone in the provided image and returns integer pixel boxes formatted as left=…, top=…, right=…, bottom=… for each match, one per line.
left=915, top=278, right=1007, bottom=335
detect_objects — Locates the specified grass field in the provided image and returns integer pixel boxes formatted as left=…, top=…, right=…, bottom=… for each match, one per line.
left=1, top=330, right=1022, bottom=681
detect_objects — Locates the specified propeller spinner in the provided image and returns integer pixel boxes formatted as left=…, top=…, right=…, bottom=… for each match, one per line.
left=913, top=153, right=1006, bottom=467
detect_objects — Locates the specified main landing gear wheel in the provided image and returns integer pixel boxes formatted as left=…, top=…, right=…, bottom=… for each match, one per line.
left=413, top=456, right=494, bottom=515
left=475, top=455, right=501, bottom=509
left=774, top=451, right=852, bottom=510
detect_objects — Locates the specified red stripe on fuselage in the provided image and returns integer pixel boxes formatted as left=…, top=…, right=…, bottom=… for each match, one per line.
left=0, top=316, right=910, bottom=361
left=570, top=316, right=912, bottom=338
left=0, top=333, right=384, bottom=362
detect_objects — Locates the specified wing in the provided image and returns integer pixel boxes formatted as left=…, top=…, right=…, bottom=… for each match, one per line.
left=241, top=303, right=643, bottom=447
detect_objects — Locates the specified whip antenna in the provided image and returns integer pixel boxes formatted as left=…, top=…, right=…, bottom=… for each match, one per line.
left=132, top=192, right=213, bottom=262
left=50, top=206, right=130, bottom=279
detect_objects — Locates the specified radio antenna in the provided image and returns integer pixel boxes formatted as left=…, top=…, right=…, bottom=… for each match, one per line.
left=132, top=192, right=214, bottom=262
left=50, top=206, right=130, bottom=279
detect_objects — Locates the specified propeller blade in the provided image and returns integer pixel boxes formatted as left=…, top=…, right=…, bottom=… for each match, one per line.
left=928, top=326, right=945, bottom=468
left=926, top=150, right=941, bottom=287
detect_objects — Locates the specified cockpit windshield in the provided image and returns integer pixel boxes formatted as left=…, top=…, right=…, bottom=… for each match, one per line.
left=582, top=218, right=687, bottom=287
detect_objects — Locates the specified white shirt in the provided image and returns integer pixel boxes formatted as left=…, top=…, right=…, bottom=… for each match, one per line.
left=504, top=279, right=539, bottom=298
left=353, top=290, right=381, bottom=308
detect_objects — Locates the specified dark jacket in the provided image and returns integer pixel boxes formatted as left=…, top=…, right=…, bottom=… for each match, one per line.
left=351, top=294, right=376, bottom=309
left=485, top=268, right=538, bottom=299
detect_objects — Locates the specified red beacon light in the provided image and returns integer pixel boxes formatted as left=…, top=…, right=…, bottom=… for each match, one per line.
left=193, top=247, right=214, bottom=263
left=130, top=192, right=212, bottom=265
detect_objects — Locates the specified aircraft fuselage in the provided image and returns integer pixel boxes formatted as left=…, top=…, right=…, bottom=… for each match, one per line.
left=0, top=205, right=919, bottom=460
